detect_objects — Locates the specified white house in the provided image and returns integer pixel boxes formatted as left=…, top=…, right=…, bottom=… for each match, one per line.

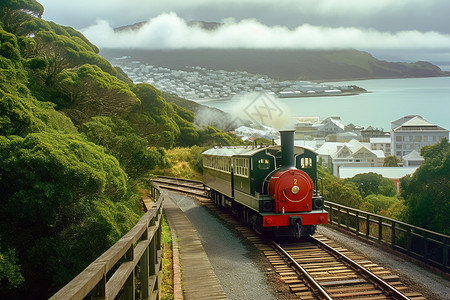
left=402, top=150, right=424, bottom=167
left=317, top=139, right=385, bottom=177
left=316, top=117, right=345, bottom=137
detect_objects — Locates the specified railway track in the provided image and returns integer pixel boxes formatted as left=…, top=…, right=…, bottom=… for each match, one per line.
left=269, top=237, right=425, bottom=299
left=152, top=176, right=209, bottom=198
left=153, top=176, right=426, bottom=299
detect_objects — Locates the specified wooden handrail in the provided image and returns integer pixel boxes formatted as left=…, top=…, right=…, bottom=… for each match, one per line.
left=325, top=201, right=450, bottom=274
left=50, top=186, right=163, bottom=300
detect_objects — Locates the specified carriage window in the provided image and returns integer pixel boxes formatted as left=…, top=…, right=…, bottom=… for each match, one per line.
left=301, top=157, right=313, bottom=168
left=258, top=159, right=270, bottom=170
left=234, top=158, right=249, bottom=177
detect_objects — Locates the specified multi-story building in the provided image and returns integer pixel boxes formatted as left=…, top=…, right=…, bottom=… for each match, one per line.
left=391, top=115, right=449, bottom=159
left=370, top=137, right=392, bottom=156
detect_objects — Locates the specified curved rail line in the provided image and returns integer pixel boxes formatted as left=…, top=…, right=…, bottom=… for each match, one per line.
left=152, top=176, right=208, bottom=198
left=154, top=176, right=425, bottom=299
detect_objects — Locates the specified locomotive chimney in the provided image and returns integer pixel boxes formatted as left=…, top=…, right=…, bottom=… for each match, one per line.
left=280, top=130, right=295, bottom=169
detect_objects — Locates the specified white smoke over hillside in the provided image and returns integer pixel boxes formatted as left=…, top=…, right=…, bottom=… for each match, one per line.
left=230, top=93, right=295, bottom=131
left=82, top=12, right=450, bottom=51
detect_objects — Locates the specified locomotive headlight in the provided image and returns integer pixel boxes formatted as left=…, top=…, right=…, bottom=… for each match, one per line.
left=313, top=197, right=324, bottom=210
left=291, top=185, right=300, bottom=194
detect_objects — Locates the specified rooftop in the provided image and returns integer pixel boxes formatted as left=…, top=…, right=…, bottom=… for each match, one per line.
left=339, top=167, right=419, bottom=179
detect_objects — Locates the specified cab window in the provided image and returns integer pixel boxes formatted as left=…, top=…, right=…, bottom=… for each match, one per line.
left=258, top=158, right=270, bottom=170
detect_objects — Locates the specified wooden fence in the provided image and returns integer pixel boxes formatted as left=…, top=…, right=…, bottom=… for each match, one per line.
left=325, top=201, right=450, bottom=273
left=50, top=185, right=163, bottom=300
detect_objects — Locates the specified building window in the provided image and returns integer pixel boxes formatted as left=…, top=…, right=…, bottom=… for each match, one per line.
left=424, top=136, right=428, bottom=142
left=396, top=136, right=403, bottom=142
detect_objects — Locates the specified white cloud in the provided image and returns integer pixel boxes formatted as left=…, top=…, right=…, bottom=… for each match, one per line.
left=82, top=13, right=450, bottom=51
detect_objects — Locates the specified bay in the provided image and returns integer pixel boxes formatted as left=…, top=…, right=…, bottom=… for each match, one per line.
left=198, top=77, right=450, bottom=132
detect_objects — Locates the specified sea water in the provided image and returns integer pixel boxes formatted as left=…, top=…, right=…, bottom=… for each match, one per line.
left=199, top=77, right=450, bottom=131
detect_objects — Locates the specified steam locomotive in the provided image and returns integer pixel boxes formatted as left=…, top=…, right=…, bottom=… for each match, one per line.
left=202, top=130, right=328, bottom=238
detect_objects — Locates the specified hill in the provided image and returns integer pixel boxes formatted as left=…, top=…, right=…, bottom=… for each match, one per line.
left=101, top=48, right=449, bottom=82
left=0, top=2, right=241, bottom=298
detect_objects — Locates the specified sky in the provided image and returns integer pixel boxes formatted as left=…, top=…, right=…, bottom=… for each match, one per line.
left=37, top=0, right=450, bottom=65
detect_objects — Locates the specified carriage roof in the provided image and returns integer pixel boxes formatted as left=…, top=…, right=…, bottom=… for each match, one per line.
left=202, top=145, right=317, bottom=157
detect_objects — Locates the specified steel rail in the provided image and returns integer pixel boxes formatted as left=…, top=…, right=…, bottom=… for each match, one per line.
left=271, top=240, right=333, bottom=300
left=310, top=236, right=410, bottom=300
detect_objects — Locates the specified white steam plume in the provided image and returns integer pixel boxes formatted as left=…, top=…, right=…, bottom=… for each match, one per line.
left=231, top=93, right=295, bottom=131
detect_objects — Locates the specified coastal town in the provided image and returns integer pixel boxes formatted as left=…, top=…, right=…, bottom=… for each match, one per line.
left=111, top=58, right=449, bottom=189
left=111, top=56, right=365, bottom=100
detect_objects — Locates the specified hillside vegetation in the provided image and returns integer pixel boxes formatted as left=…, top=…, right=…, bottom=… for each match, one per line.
left=101, top=48, right=449, bottom=82
left=0, top=1, right=240, bottom=298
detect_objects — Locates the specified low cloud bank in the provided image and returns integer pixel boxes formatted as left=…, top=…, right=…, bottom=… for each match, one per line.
left=82, top=12, right=450, bottom=51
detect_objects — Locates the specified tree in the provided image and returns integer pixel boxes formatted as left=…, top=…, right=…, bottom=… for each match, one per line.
left=323, top=180, right=363, bottom=208
left=344, top=172, right=396, bottom=198
left=55, top=64, right=140, bottom=124
left=0, top=243, right=24, bottom=289
left=401, top=139, right=450, bottom=234
left=81, top=116, right=168, bottom=177
left=198, top=125, right=240, bottom=146
left=0, top=132, right=141, bottom=297
left=363, top=194, right=398, bottom=214
left=0, top=0, right=44, bottom=17
left=384, top=155, right=400, bottom=167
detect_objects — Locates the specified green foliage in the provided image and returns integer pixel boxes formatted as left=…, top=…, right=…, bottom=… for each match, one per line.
left=189, top=145, right=206, bottom=173
left=27, top=194, right=141, bottom=289
left=401, top=139, right=450, bottom=234
left=171, top=103, right=195, bottom=122
left=323, top=179, right=363, bottom=208
left=0, top=132, right=142, bottom=296
left=81, top=116, right=168, bottom=177
left=28, top=30, right=116, bottom=87
left=0, top=7, right=33, bottom=36
left=130, top=83, right=181, bottom=148
left=0, top=244, right=24, bottom=289
left=55, top=64, right=140, bottom=124
left=0, top=27, right=21, bottom=59
left=384, top=155, right=400, bottom=167
left=344, top=172, right=396, bottom=198
left=362, top=194, right=398, bottom=214
left=0, top=92, right=77, bottom=136
left=174, top=114, right=199, bottom=146
left=0, top=0, right=44, bottom=17
left=0, top=133, right=127, bottom=223
left=198, top=125, right=240, bottom=146
left=381, top=199, right=407, bottom=220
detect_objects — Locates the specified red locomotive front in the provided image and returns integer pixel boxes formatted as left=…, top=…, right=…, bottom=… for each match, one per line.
left=268, top=168, right=313, bottom=213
